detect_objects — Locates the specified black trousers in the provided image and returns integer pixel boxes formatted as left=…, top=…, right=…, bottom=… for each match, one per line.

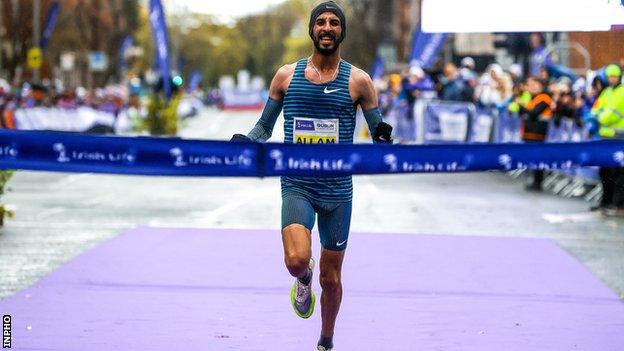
left=531, top=170, right=545, bottom=189
left=523, top=140, right=545, bottom=190
left=600, top=167, right=624, bottom=207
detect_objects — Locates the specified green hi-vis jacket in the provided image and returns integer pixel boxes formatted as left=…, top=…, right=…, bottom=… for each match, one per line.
left=591, top=86, right=614, bottom=116
left=599, top=85, right=624, bottom=139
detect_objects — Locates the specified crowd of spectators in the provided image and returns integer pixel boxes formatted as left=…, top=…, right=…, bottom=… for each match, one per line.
left=372, top=42, right=624, bottom=216
left=0, top=81, right=139, bottom=131
left=374, top=50, right=624, bottom=141
left=0, top=74, right=209, bottom=134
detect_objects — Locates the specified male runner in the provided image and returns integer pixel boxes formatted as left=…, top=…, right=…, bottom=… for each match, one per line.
left=232, top=2, right=392, bottom=350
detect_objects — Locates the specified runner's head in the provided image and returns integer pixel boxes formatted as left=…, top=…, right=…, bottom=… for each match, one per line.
left=309, top=1, right=346, bottom=56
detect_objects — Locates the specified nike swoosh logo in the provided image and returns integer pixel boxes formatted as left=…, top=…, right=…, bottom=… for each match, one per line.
left=336, top=240, right=347, bottom=247
left=324, top=87, right=342, bottom=94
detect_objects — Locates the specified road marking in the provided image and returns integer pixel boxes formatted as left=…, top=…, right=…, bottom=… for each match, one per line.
left=57, top=173, right=91, bottom=187
left=35, top=207, right=66, bottom=220
left=149, top=187, right=273, bottom=228
left=542, top=212, right=601, bottom=224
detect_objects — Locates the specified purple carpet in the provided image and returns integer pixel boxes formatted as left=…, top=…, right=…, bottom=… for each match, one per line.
left=2, top=227, right=623, bottom=350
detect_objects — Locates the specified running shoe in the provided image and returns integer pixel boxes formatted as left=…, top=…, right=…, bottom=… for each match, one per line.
left=317, top=346, right=332, bottom=351
left=290, top=257, right=316, bottom=319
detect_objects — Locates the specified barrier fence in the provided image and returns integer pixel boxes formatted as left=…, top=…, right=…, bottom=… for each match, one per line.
left=391, top=100, right=603, bottom=190
left=13, top=106, right=131, bottom=133
left=400, top=99, right=588, bottom=145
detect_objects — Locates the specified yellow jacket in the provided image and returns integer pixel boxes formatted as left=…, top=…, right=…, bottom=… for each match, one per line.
left=599, top=85, right=624, bottom=138
left=591, top=87, right=613, bottom=116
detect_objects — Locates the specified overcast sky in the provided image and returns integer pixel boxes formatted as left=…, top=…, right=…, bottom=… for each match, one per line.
left=166, top=0, right=288, bottom=23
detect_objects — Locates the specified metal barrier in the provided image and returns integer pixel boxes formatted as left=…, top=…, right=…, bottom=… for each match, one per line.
left=385, top=99, right=603, bottom=201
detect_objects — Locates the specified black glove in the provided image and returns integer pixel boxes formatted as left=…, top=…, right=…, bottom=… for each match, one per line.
left=230, top=134, right=252, bottom=142
left=373, top=122, right=393, bottom=143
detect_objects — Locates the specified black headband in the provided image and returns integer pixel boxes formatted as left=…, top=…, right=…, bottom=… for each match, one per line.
left=309, top=1, right=346, bottom=43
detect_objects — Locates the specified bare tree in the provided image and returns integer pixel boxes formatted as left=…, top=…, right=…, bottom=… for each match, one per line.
left=340, top=0, right=394, bottom=71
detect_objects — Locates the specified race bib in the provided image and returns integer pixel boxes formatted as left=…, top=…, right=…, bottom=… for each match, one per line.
left=293, top=117, right=339, bottom=144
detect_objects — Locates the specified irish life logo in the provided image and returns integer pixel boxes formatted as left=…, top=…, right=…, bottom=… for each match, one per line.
left=3, top=315, right=10, bottom=348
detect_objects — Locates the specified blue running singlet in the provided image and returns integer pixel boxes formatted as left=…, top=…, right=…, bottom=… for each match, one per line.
left=281, top=58, right=356, bottom=202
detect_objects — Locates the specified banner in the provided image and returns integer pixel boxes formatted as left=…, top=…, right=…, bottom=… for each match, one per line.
left=547, top=119, right=584, bottom=143
left=423, top=102, right=471, bottom=143
left=469, top=108, right=496, bottom=143
left=13, top=107, right=117, bottom=132
left=1, top=130, right=624, bottom=177
left=221, top=89, right=264, bottom=110
left=40, top=2, right=60, bottom=50
left=495, top=109, right=522, bottom=143
left=409, top=28, right=446, bottom=69
left=149, top=0, right=172, bottom=99
left=0, top=130, right=259, bottom=177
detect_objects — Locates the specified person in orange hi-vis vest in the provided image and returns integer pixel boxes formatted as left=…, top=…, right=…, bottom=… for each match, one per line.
left=3, top=108, right=16, bottom=129
left=515, top=76, right=553, bottom=191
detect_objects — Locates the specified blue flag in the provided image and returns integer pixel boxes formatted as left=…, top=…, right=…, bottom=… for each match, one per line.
left=409, top=28, right=446, bottom=69
left=40, top=2, right=60, bottom=50
left=370, top=57, right=384, bottom=80
left=186, top=70, right=202, bottom=93
left=149, top=0, right=172, bottom=99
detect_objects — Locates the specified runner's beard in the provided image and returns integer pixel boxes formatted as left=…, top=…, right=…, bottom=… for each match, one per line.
left=313, top=32, right=341, bottom=56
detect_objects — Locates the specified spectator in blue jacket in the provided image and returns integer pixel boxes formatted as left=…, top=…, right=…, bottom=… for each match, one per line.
left=529, top=33, right=552, bottom=77
left=440, top=62, right=473, bottom=102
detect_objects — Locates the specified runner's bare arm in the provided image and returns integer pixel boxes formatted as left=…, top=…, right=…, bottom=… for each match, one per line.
left=243, top=64, right=296, bottom=142
left=350, top=67, right=378, bottom=111
left=350, top=67, right=393, bottom=143
left=269, top=64, right=296, bottom=101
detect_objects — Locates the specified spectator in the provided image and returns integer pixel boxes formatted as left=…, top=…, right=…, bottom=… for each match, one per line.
left=376, top=74, right=393, bottom=117
left=475, top=64, right=513, bottom=107
left=508, top=64, right=524, bottom=85
left=460, top=56, right=478, bottom=82
left=529, top=33, right=552, bottom=77
left=589, top=76, right=608, bottom=118
left=577, top=74, right=607, bottom=145
left=552, top=77, right=582, bottom=128
left=388, top=74, right=403, bottom=101
left=539, top=67, right=552, bottom=85
left=515, top=76, right=553, bottom=191
left=440, top=62, right=473, bottom=102
left=597, top=64, right=624, bottom=216
left=402, top=65, right=436, bottom=102
left=508, top=79, right=532, bottom=113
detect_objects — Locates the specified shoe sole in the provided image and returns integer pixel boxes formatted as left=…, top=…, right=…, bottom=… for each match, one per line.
left=290, top=258, right=315, bottom=319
